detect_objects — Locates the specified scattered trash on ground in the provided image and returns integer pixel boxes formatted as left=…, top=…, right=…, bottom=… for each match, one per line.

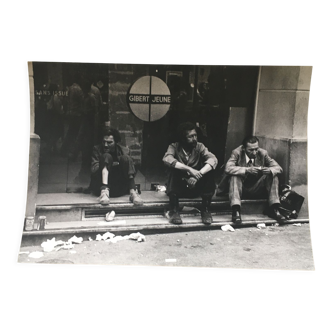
left=93, top=232, right=145, bottom=243
left=41, top=238, right=65, bottom=252
left=156, top=185, right=167, bottom=192
left=95, top=232, right=147, bottom=243
left=96, top=232, right=114, bottom=241
left=55, top=243, right=75, bottom=251
left=274, top=223, right=279, bottom=227
left=292, top=223, right=302, bottom=227
left=41, top=235, right=83, bottom=252
left=129, top=232, right=146, bottom=242
left=165, top=259, right=176, bottom=262
left=29, top=251, right=44, bottom=258
left=257, top=223, right=266, bottom=229
left=38, top=231, right=147, bottom=255
left=68, top=235, right=83, bottom=244
left=221, top=225, right=235, bottom=232
left=105, top=211, right=115, bottom=221
left=107, top=235, right=130, bottom=243
left=102, top=232, right=115, bottom=241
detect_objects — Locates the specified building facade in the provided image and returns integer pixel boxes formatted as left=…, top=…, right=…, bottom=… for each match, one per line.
left=25, top=63, right=311, bottom=222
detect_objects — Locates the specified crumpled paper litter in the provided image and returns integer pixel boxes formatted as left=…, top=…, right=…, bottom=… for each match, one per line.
left=221, top=225, right=235, bottom=232
left=257, top=223, right=266, bottom=229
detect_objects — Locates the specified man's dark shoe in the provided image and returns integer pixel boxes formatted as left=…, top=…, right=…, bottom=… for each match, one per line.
left=268, top=207, right=287, bottom=223
left=201, top=210, right=213, bottom=225
left=167, top=211, right=183, bottom=225
left=232, top=210, right=242, bottom=225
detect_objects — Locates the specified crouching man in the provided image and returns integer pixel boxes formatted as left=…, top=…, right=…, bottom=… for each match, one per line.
left=224, top=136, right=286, bottom=224
left=162, top=122, right=218, bottom=225
left=90, top=127, right=143, bottom=206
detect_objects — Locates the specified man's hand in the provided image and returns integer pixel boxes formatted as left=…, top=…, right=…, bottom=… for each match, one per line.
left=261, top=167, right=272, bottom=174
left=189, top=168, right=203, bottom=180
left=187, top=177, right=198, bottom=189
left=246, top=166, right=260, bottom=175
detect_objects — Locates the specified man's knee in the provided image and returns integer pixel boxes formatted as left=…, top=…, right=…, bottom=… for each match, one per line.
left=263, top=173, right=278, bottom=184
left=101, top=153, right=113, bottom=169
left=119, top=154, right=135, bottom=166
left=119, top=154, right=136, bottom=175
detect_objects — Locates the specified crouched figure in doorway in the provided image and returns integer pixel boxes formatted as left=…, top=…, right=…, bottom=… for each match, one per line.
left=217, top=136, right=286, bottom=225
left=162, top=122, right=218, bottom=225
left=90, top=127, right=143, bottom=206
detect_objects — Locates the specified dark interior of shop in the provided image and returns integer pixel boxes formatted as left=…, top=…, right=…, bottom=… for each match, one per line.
left=33, top=62, right=259, bottom=194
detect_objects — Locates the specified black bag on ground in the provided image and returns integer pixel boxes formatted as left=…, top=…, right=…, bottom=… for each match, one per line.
left=279, top=185, right=305, bottom=219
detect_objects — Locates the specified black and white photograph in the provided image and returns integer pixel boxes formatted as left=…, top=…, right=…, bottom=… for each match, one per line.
left=19, top=62, right=313, bottom=270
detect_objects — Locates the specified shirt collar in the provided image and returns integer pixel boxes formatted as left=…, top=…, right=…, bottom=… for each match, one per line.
left=245, top=154, right=256, bottom=165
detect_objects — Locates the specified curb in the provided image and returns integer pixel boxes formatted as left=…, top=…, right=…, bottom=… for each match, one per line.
left=21, top=218, right=310, bottom=237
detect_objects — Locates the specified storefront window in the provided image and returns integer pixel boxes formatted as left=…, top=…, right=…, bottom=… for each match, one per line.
left=33, top=62, right=259, bottom=194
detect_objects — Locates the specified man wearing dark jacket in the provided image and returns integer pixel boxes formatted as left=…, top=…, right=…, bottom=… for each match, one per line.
left=162, top=122, right=218, bottom=225
left=90, top=127, right=143, bottom=206
left=223, top=136, right=286, bottom=224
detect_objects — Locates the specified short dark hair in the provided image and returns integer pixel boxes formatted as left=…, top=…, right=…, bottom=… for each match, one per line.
left=242, top=135, right=259, bottom=148
left=177, top=122, right=196, bottom=142
left=102, top=127, right=121, bottom=143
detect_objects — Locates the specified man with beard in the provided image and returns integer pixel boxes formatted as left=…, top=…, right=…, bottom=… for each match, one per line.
left=90, top=127, right=143, bottom=206
left=162, top=122, right=218, bottom=225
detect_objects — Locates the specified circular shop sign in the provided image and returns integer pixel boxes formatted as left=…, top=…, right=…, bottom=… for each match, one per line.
left=127, top=76, right=171, bottom=122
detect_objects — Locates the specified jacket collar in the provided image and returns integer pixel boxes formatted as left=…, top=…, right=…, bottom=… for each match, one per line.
left=240, top=147, right=263, bottom=167
left=178, top=142, right=198, bottom=164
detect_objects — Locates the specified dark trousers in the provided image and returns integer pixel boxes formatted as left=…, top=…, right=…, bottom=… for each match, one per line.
left=229, top=174, right=280, bottom=207
left=91, top=154, right=136, bottom=197
left=166, top=168, right=216, bottom=199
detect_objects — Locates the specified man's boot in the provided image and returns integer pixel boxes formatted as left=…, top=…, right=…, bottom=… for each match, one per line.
left=167, top=193, right=182, bottom=224
left=201, top=195, right=213, bottom=225
left=129, top=189, right=144, bottom=206
left=268, top=204, right=286, bottom=223
left=98, top=187, right=110, bottom=205
left=232, top=204, right=242, bottom=225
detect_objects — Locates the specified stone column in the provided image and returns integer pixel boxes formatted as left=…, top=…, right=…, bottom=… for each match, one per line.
left=25, top=62, right=40, bottom=228
left=254, top=66, right=311, bottom=217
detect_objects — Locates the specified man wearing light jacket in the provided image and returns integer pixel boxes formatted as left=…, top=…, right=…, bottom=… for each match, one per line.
left=163, top=122, right=218, bottom=225
left=223, top=135, right=286, bottom=225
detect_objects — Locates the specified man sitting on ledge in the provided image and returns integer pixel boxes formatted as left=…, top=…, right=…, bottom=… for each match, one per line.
left=222, top=135, right=286, bottom=225
left=162, top=122, right=218, bottom=225
left=89, top=127, right=143, bottom=206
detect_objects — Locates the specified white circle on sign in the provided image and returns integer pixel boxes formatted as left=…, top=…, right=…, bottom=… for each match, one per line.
left=127, top=76, right=171, bottom=122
